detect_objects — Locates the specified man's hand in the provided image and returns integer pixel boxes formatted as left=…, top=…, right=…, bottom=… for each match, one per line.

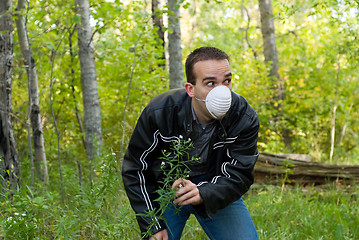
left=172, top=178, right=203, bottom=206
left=149, top=229, right=168, bottom=240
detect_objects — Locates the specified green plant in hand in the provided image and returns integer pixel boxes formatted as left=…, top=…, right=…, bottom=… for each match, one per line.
left=140, top=136, right=199, bottom=239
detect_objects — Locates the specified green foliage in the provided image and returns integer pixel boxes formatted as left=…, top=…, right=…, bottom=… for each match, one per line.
left=0, top=151, right=139, bottom=239
left=140, top=137, right=199, bottom=238
left=180, top=0, right=359, bottom=163
left=2, top=175, right=358, bottom=239
left=9, top=0, right=359, bottom=188
left=3, top=0, right=359, bottom=238
left=248, top=184, right=359, bottom=239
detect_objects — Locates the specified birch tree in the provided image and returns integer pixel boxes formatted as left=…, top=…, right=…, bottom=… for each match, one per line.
left=258, top=0, right=291, bottom=149
left=74, top=0, right=102, bottom=177
left=15, top=0, right=48, bottom=182
left=258, top=0, right=281, bottom=88
left=0, top=0, right=20, bottom=190
left=152, top=0, right=165, bottom=67
left=168, top=0, right=184, bottom=89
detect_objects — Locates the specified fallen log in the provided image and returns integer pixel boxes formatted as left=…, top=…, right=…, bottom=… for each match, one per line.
left=254, top=153, right=359, bottom=185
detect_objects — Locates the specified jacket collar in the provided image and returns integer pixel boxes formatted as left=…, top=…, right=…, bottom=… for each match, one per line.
left=185, top=96, right=193, bottom=137
left=184, top=97, right=227, bottom=141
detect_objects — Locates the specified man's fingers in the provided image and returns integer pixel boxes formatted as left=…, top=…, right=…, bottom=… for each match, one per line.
left=149, top=229, right=168, bottom=240
left=174, top=190, right=197, bottom=205
left=173, top=179, right=193, bottom=196
left=175, top=192, right=202, bottom=206
left=172, top=178, right=189, bottom=190
left=172, top=180, right=203, bottom=205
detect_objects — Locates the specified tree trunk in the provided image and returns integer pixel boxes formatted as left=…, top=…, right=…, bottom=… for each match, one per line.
left=0, top=0, right=20, bottom=191
left=74, top=0, right=102, bottom=181
left=258, top=0, right=281, bottom=83
left=330, top=59, right=341, bottom=163
left=152, top=0, right=165, bottom=67
left=255, top=153, right=359, bottom=185
left=258, top=0, right=291, bottom=150
left=168, top=0, right=184, bottom=89
left=15, top=0, right=48, bottom=182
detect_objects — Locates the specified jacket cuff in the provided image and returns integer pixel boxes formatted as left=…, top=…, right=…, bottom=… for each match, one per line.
left=192, top=202, right=208, bottom=218
left=192, top=188, right=211, bottom=218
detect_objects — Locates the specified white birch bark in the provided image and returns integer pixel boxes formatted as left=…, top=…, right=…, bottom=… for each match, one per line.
left=329, top=105, right=337, bottom=163
left=259, top=0, right=291, bottom=149
left=330, top=60, right=341, bottom=163
left=168, top=0, right=184, bottom=89
left=152, top=0, right=165, bottom=66
left=0, top=0, right=20, bottom=190
left=74, top=0, right=102, bottom=164
left=15, top=0, right=48, bottom=182
left=258, top=0, right=281, bottom=92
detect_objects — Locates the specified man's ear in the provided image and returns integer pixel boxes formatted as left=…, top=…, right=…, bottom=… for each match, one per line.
left=184, top=83, right=195, bottom=98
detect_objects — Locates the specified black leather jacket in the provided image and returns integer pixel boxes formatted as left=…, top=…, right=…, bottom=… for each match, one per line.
left=122, top=88, right=259, bottom=235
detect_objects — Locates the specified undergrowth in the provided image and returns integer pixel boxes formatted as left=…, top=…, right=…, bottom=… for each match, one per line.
left=1, top=151, right=358, bottom=239
left=139, top=137, right=199, bottom=239
left=248, top=183, right=359, bottom=240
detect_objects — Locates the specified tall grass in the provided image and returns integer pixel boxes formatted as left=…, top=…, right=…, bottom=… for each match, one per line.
left=248, top=184, right=359, bottom=240
left=1, top=152, right=358, bottom=239
left=173, top=184, right=359, bottom=240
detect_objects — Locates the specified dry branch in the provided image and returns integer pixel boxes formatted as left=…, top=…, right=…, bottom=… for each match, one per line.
left=255, top=153, right=359, bottom=185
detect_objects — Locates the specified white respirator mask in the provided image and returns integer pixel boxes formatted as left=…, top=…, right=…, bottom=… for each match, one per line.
left=195, top=85, right=232, bottom=119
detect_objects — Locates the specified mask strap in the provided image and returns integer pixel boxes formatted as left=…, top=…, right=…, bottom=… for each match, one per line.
left=194, top=97, right=206, bottom=102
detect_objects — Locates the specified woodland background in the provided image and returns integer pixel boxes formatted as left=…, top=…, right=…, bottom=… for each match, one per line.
left=0, top=0, right=359, bottom=239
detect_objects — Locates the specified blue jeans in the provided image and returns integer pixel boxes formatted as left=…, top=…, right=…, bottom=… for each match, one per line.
left=163, top=198, right=259, bottom=240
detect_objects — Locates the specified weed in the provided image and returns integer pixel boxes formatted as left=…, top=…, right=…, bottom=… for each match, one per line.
left=1, top=150, right=358, bottom=239
left=139, top=136, right=199, bottom=239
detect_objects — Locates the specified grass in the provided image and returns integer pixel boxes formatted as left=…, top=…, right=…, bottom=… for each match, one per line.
left=1, top=183, right=358, bottom=239
left=1, top=152, right=358, bottom=239
left=249, top=183, right=359, bottom=240
left=176, top=183, right=359, bottom=240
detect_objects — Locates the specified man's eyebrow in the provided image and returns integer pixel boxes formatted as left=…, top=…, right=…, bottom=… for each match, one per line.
left=202, top=76, right=217, bottom=82
left=225, top=72, right=232, bottom=78
left=202, top=72, right=232, bottom=82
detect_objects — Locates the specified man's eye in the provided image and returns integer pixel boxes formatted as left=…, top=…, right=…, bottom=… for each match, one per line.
left=225, top=79, right=232, bottom=84
left=207, top=82, right=214, bottom=86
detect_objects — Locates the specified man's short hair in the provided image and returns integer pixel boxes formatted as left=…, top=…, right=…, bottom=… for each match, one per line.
left=185, top=47, right=229, bottom=85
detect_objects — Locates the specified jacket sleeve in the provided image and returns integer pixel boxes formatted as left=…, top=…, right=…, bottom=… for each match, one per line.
left=196, top=109, right=259, bottom=218
left=121, top=106, right=166, bottom=236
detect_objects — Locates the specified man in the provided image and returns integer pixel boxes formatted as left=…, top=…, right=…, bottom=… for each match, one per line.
left=122, top=47, right=259, bottom=240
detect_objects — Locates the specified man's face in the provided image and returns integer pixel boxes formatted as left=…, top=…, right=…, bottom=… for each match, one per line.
left=185, top=59, right=232, bottom=123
